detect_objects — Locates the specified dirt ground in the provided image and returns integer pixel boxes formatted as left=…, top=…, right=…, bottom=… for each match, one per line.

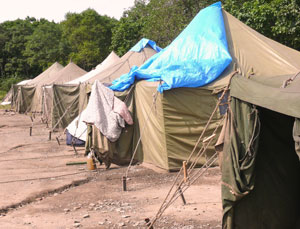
left=0, top=110, right=222, bottom=229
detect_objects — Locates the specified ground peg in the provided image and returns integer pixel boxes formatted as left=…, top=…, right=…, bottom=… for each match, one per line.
left=122, top=176, right=127, bottom=191
left=178, top=185, right=186, bottom=205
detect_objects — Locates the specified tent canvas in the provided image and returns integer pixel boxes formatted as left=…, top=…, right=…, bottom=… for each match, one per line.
left=88, top=0, right=300, bottom=174
left=64, top=39, right=159, bottom=135
left=58, top=39, right=159, bottom=131
left=11, top=62, right=64, bottom=113
left=1, top=79, right=32, bottom=106
left=41, top=62, right=87, bottom=123
left=219, top=75, right=300, bottom=228
left=13, top=62, right=86, bottom=113
left=66, top=51, right=120, bottom=84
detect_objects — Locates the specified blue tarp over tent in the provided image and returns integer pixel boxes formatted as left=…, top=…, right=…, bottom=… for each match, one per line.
left=110, top=2, right=232, bottom=92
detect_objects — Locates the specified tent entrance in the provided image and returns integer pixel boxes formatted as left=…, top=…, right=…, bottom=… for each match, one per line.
left=233, top=107, right=300, bottom=229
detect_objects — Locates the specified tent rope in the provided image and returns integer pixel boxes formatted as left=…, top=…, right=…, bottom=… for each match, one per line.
left=124, top=89, right=159, bottom=180
left=148, top=71, right=237, bottom=228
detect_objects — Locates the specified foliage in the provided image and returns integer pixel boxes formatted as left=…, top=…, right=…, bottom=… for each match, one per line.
left=0, top=76, right=24, bottom=92
left=24, top=20, right=69, bottom=75
left=62, top=9, right=117, bottom=71
left=110, top=0, right=147, bottom=56
left=0, top=18, right=36, bottom=78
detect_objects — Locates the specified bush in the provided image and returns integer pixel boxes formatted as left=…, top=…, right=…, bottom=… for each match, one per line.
left=0, top=77, right=24, bottom=92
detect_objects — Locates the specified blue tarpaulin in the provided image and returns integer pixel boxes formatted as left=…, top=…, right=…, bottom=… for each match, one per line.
left=130, top=38, right=162, bottom=53
left=110, top=2, right=232, bottom=92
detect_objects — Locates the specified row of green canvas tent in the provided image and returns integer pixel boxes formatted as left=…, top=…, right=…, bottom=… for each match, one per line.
left=68, top=2, right=300, bottom=228
left=3, top=1, right=300, bottom=227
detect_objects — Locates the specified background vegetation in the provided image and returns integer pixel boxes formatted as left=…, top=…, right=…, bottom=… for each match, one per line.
left=0, top=0, right=299, bottom=94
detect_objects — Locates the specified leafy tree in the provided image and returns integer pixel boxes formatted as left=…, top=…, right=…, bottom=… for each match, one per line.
left=1, top=18, right=36, bottom=78
left=110, top=0, right=147, bottom=56
left=62, top=9, right=117, bottom=71
left=24, top=20, right=69, bottom=75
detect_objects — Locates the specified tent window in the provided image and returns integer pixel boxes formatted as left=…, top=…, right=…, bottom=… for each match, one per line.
left=217, top=91, right=229, bottom=115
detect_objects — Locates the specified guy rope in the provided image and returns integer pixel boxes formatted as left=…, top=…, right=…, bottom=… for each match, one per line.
left=122, top=82, right=161, bottom=191
left=147, top=71, right=237, bottom=228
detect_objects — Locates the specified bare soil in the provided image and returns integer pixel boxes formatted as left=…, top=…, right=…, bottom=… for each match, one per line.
left=0, top=110, right=222, bottom=229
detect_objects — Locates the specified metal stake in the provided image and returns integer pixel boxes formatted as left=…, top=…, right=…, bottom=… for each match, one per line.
left=178, top=185, right=186, bottom=205
left=122, top=176, right=127, bottom=191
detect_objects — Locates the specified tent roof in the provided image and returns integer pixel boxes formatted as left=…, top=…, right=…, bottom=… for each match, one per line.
left=87, top=46, right=158, bottom=84
left=29, top=62, right=64, bottom=86
left=206, top=10, right=300, bottom=90
left=44, top=62, right=87, bottom=85
left=110, top=2, right=231, bottom=92
left=66, top=51, right=120, bottom=84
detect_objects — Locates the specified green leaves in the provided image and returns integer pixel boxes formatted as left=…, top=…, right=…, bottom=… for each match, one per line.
left=62, top=9, right=117, bottom=71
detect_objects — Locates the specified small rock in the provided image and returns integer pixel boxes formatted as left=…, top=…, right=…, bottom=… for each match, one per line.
left=118, top=222, right=125, bottom=227
left=121, top=215, right=130, bottom=218
left=64, top=208, right=70, bottom=212
left=83, top=214, right=90, bottom=218
left=74, top=220, right=80, bottom=223
left=53, top=193, right=58, bottom=197
left=73, top=206, right=81, bottom=210
left=153, top=197, right=159, bottom=199
left=73, top=223, right=81, bottom=228
left=193, top=208, right=197, bottom=210
left=98, top=221, right=105, bottom=225
left=89, top=203, right=96, bottom=207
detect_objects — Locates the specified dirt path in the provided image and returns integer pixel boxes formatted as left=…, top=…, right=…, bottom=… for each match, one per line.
left=0, top=110, right=222, bottom=228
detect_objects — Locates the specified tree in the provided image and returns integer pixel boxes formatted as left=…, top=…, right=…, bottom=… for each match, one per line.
left=24, top=20, right=69, bottom=75
left=62, top=9, right=117, bottom=71
left=110, top=0, right=147, bottom=56
left=1, top=18, right=36, bottom=78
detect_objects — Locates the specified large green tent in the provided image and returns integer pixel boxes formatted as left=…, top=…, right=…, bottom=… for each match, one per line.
left=50, top=46, right=158, bottom=130
left=11, top=62, right=64, bottom=113
left=88, top=8, right=300, bottom=175
left=12, top=62, right=87, bottom=113
left=211, top=10, right=300, bottom=229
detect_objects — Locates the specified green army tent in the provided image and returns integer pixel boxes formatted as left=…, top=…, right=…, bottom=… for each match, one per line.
left=41, top=62, right=88, bottom=123
left=211, top=10, right=300, bottom=229
left=11, top=62, right=64, bottom=113
left=43, top=52, right=120, bottom=128
left=88, top=5, right=300, bottom=176
left=50, top=44, right=158, bottom=130
left=219, top=76, right=300, bottom=229
left=13, top=61, right=86, bottom=114
left=1, top=79, right=32, bottom=106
